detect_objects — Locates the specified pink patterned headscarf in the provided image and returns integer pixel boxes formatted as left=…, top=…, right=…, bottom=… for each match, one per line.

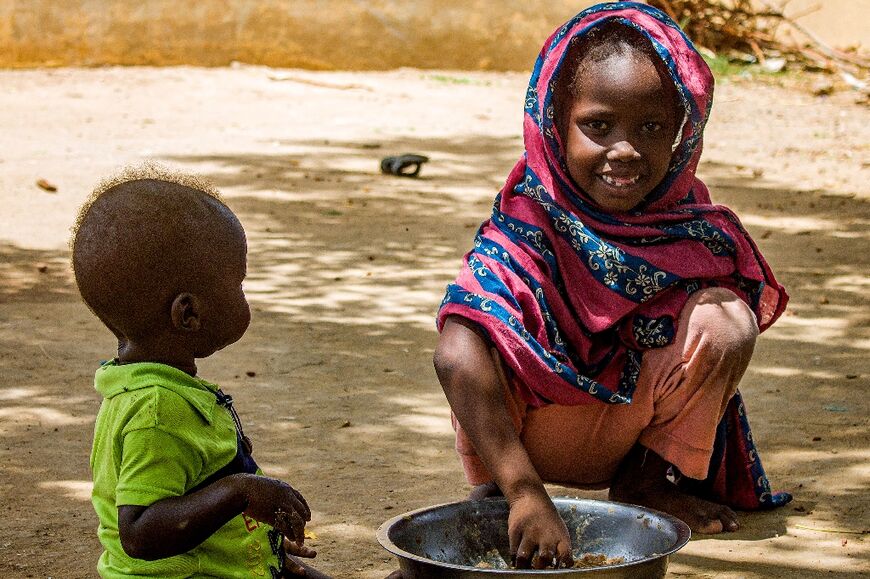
left=437, top=2, right=788, bottom=408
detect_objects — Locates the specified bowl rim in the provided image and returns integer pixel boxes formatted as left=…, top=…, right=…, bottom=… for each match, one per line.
left=376, top=496, right=691, bottom=575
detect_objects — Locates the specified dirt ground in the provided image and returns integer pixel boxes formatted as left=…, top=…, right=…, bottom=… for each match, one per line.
left=0, top=65, right=868, bottom=578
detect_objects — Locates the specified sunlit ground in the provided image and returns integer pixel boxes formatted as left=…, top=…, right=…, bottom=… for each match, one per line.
left=0, top=67, right=867, bottom=577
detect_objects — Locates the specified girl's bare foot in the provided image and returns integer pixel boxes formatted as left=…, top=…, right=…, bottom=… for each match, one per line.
left=609, top=444, right=739, bottom=534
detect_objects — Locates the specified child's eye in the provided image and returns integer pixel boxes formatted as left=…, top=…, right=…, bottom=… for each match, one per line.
left=583, top=120, right=609, bottom=132
left=641, top=121, right=663, bottom=133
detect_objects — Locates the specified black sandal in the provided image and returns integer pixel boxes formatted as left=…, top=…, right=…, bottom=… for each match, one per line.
left=380, top=154, right=429, bottom=177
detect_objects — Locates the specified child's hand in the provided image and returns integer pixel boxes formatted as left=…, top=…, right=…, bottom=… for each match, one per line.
left=281, top=537, right=317, bottom=577
left=281, top=537, right=335, bottom=579
left=240, top=475, right=311, bottom=544
left=508, top=489, right=573, bottom=569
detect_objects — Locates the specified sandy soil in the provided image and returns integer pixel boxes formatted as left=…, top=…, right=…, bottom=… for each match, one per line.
left=0, top=66, right=868, bottom=578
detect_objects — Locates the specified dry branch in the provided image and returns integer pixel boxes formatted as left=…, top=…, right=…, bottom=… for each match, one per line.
left=643, top=0, right=868, bottom=75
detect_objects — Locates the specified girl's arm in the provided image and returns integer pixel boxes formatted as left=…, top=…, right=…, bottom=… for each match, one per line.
left=434, top=316, right=573, bottom=569
left=118, top=472, right=309, bottom=561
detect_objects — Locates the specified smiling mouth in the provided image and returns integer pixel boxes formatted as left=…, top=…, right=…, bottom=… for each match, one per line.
left=599, top=173, right=640, bottom=188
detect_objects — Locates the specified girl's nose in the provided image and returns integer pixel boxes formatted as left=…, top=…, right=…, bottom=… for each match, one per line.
left=607, top=140, right=641, bottom=162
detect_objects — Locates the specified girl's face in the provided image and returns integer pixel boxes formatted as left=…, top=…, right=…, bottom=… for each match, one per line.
left=562, top=51, right=680, bottom=213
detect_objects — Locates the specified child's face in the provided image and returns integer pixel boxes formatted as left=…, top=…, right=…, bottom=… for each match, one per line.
left=196, top=223, right=251, bottom=357
left=562, top=52, right=679, bottom=213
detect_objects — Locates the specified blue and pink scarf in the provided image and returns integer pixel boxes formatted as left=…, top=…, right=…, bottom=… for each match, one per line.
left=437, top=2, right=790, bottom=509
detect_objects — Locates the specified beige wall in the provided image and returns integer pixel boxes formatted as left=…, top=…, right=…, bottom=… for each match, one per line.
left=0, top=0, right=592, bottom=70
left=778, top=0, right=869, bottom=52
left=0, top=1, right=866, bottom=70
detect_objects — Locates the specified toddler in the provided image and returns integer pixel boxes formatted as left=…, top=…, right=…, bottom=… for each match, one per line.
left=435, top=2, right=790, bottom=569
left=72, top=164, right=331, bottom=578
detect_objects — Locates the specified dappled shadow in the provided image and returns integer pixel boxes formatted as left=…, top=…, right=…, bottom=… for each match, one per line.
left=699, top=162, right=868, bottom=519
left=1, top=134, right=867, bottom=577
left=672, top=552, right=862, bottom=578
left=166, top=135, right=524, bottom=332
left=0, top=242, right=77, bottom=302
left=168, top=133, right=521, bottom=200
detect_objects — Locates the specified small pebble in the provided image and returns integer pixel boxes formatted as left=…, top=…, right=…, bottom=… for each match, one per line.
left=36, top=178, right=57, bottom=192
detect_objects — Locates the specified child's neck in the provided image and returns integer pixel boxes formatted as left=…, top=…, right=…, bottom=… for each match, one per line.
left=118, top=338, right=198, bottom=376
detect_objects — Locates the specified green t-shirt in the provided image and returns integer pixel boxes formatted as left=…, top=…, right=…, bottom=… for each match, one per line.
left=90, top=361, right=280, bottom=578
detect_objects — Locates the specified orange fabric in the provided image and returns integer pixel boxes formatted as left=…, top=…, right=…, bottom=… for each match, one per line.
left=453, top=287, right=758, bottom=487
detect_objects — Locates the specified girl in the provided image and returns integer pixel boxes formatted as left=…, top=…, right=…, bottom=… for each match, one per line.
left=435, top=2, right=790, bottom=570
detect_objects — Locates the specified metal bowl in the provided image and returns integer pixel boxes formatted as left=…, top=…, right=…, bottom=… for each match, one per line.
left=377, top=497, right=690, bottom=578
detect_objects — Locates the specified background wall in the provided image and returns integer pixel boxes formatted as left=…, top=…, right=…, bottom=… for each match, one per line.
left=0, top=0, right=591, bottom=70
left=0, top=0, right=866, bottom=70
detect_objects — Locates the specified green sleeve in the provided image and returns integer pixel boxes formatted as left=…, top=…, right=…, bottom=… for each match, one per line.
left=116, top=427, right=204, bottom=507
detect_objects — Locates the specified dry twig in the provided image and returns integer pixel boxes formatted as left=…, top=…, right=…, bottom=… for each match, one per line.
left=644, top=0, right=868, bottom=75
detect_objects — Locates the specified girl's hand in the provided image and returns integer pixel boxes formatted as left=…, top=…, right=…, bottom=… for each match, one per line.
left=507, top=489, right=573, bottom=569
left=239, top=475, right=311, bottom=544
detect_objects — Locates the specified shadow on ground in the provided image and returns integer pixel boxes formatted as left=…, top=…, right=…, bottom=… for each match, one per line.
left=0, top=136, right=866, bottom=578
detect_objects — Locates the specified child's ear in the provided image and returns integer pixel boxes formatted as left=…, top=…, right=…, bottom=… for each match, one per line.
left=170, top=293, right=202, bottom=332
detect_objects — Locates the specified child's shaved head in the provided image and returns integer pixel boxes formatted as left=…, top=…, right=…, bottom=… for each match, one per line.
left=71, top=163, right=245, bottom=342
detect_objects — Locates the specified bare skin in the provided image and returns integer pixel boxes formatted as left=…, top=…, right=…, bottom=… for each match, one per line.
left=609, top=444, right=739, bottom=534
left=433, top=26, right=743, bottom=559
left=74, top=177, right=335, bottom=577
left=436, top=315, right=739, bottom=571
left=471, top=447, right=741, bottom=535
left=435, top=316, right=573, bottom=570
left=284, top=548, right=333, bottom=579
left=118, top=473, right=311, bottom=560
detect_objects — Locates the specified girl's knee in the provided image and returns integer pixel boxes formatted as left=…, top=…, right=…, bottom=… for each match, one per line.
left=689, top=288, right=758, bottom=357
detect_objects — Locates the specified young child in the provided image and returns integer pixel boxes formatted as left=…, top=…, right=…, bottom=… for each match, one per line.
left=434, top=2, right=790, bottom=569
left=72, top=164, right=331, bottom=578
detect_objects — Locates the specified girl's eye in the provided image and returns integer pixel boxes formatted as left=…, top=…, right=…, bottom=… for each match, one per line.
left=642, top=121, right=663, bottom=133
left=584, top=120, right=609, bottom=132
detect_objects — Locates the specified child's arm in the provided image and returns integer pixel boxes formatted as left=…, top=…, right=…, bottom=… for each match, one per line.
left=118, top=472, right=309, bottom=561
left=435, top=316, right=573, bottom=569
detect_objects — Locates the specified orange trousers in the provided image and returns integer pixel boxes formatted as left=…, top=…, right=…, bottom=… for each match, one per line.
left=453, top=287, right=759, bottom=487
